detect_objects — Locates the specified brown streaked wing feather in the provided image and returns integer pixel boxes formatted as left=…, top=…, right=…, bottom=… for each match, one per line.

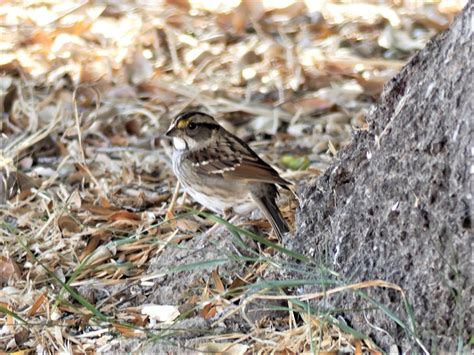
left=224, top=157, right=290, bottom=187
left=189, top=137, right=241, bottom=174
left=190, top=133, right=291, bottom=187
left=227, top=134, right=291, bottom=187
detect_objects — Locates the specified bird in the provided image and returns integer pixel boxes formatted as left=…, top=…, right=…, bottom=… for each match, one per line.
left=165, top=111, right=291, bottom=239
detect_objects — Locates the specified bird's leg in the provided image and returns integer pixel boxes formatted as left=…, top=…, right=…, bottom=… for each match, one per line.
left=205, top=214, right=238, bottom=236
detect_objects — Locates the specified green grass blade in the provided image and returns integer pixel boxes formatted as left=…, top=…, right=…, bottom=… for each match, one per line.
left=0, top=305, right=27, bottom=324
left=198, top=211, right=310, bottom=263
left=15, top=235, right=109, bottom=322
left=168, top=258, right=229, bottom=273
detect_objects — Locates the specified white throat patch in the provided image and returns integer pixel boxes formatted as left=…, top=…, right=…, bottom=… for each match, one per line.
left=173, top=137, right=187, bottom=150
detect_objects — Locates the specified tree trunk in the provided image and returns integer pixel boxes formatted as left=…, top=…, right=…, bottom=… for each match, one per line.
left=290, top=3, right=472, bottom=352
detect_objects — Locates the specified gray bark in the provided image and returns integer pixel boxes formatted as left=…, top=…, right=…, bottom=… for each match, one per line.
left=290, top=3, right=473, bottom=352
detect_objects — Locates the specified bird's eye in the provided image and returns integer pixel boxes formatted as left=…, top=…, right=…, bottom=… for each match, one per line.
left=187, top=122, right=197, bottom=130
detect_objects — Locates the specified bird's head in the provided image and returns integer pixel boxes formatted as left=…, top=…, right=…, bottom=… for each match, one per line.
left=166, top=111, right=220, bottom=151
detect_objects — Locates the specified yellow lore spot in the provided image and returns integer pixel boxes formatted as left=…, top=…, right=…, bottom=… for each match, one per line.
left=177, top=119, right=189, bottom=129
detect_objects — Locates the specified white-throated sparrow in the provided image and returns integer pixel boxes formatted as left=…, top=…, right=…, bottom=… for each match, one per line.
left=166, top=111, right=291, bottom=239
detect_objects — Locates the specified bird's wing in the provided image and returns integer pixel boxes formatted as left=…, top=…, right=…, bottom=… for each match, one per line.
left=189, top=134, right=291, bottom=187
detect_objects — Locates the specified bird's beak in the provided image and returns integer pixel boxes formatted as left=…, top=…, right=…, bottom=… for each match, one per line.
left=165, top=125, right=177, bottom=137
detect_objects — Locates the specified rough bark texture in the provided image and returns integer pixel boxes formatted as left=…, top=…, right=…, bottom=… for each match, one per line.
left=289, top=4, right=473, bottom=352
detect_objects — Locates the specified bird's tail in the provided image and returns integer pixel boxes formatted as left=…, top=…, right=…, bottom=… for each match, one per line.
left=252, top=193, right=289, bottom=240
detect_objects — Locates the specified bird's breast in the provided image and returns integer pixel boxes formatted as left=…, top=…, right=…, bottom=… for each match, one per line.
left=172, top=151, right=253, bottom=214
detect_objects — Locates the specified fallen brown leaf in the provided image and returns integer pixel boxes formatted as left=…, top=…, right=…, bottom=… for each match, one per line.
left=109, top=210, right=141, bottom=222
left=200, top=302, right=217, bottom=319
left=0, top=256, right=20, bottom=282
left=27, top=292, right=48, bottom=317
left=112, top=322, right=146, bottom=337
left=57, top=214, right=81, bottom=234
